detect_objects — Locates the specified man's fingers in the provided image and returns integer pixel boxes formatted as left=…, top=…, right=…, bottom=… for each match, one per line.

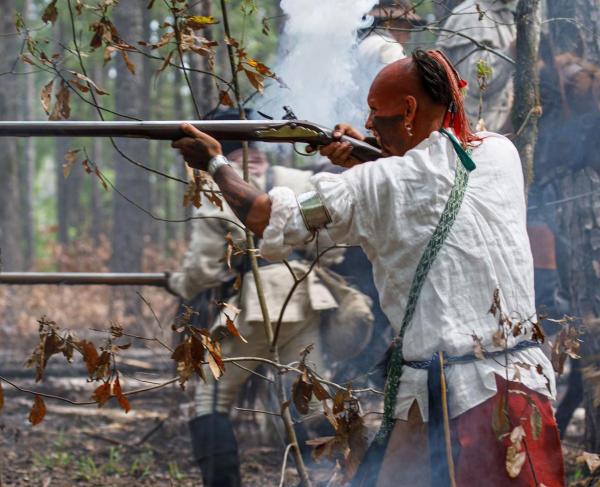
left=171, top=137, right=195, bottom=149
left=180, top=122, right=207, bottom=138
left=332, top=123, right=365, bottom=141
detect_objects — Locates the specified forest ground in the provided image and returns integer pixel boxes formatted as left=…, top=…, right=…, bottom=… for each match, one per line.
left=0, top=284, right=596, bottom=486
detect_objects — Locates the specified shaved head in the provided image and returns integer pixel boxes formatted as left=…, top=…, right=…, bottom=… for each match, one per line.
left=365, top=54, right=449, bottom=156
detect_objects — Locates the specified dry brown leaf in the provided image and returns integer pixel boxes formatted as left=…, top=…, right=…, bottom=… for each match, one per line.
left=243, top=69, right=264, bottom=93
left=492, top=328, right=506, bottom=348
left=49, top=80, right=71, bottom=121
left=40, top=79, right=53, bottom=115
left=121, top=50, right=136, bottom=75
left=225, top=317, right=247, bottom=343
left=77, top=339, right=100, bottom=376
left=0, top=381, right=4, bottom=412
left=113, top=376, right=131, bottom=413
left=491, top=393, right=510, bottom=439
left=471, top=334, right=485, bottom=360
left=42, top=0, right=58, bottom=24
left=29, top=395, right=46, bottom=425
left=219, top=90, right=234, bottom=107
left=63, top=149, right=80, bottom=178
left=292, top=373, right=313, bottom=415
left=530, top=403, right=542, bottom=441
left=506, top=445, right=526, bottom=478
left=577, top=452, right=600, bottom=474
left=311, top=375, right=331, bottom=401
left=92, top=382, right=111, bottom=407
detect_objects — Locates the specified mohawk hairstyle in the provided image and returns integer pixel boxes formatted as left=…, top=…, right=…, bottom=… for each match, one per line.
left=412, top=48, right=480, bottom=147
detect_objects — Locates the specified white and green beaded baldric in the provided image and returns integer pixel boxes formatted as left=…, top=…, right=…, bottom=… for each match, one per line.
left=375, top=128, right=476, bottom=442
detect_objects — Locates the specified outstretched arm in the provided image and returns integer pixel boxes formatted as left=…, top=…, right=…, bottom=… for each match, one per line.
left=172, top=123, right=271, bottom=237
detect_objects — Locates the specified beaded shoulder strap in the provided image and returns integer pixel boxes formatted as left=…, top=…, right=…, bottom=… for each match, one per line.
left=375, top=129, right=476, bottom=441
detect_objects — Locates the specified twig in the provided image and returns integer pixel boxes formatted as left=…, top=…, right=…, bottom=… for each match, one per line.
left=231, top=360, right=274, bottom=383
left=234, top=407, right=281, bottom=418
left=271, top=245, right=348, bottom=350
left=278, top=444, right=294, bottom=487
left=0, top=374, right=179, bottom=405
left=137, top=291, right=163, bottom=329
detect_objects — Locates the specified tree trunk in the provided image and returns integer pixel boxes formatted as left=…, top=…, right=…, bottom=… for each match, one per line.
left=190, top=0, right=216, bottom=117
left=512, top=0, right=542, bottom=192
left=0, top=0, right=24, bottom=271
left=110, top=1, right=151, bottom=273
left=90, top=64, right=104, bottom=244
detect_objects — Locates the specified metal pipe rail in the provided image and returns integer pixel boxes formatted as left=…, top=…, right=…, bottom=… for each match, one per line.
left=0, top=272, right=168, bottom=287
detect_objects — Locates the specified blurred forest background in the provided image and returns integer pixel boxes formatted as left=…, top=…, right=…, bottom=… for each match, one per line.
left=1, top=0, right=600, bottom=485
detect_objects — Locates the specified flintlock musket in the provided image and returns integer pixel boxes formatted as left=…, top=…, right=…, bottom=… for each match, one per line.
left=0, top=120, right=382, bottom=162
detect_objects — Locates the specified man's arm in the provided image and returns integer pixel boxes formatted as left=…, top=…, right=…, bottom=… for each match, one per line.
left=172, top=123, right=271, bottom=237
left=212, top=165, right=271, bottom=237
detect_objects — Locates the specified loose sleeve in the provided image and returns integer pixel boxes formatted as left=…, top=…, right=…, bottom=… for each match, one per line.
left=260, top=170, right=367, bottom=261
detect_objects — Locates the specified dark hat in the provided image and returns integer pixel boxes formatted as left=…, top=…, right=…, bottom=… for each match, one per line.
left=208, top=108, right=258, bottom=156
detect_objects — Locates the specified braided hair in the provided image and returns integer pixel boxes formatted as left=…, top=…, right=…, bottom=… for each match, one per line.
left=412, top=49, right=480, bottom=147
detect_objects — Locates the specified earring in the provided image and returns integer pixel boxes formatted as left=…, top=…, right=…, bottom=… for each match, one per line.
left=405, top=123, right=413, bottom=137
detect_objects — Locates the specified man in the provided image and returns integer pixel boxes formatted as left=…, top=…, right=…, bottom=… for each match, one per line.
left=358, top=0, right=417, bottom=68
left=169, top=137, right=373, bottom=487
left=172, top=50, right=563, bottom=486
left=438, top=0, right=516, bottom=133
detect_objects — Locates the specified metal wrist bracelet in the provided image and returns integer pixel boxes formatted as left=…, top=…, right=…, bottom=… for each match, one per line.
left=297, top=191, right=332, bottom=232
left=207, top=154, right=231, bottom=176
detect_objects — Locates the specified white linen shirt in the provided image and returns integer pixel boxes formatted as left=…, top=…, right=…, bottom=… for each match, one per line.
left=260, top=130, right=556, bottom=421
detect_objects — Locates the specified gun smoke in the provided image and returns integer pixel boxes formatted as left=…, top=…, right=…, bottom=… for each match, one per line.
left=261, top=0, right=378, bottom=129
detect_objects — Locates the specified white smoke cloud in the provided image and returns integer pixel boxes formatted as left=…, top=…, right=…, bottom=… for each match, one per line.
left=259, top=0, right=379, bottom=130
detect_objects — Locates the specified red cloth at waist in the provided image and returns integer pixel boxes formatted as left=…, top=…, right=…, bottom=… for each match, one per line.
left=454, top=375, right=565, bottom=486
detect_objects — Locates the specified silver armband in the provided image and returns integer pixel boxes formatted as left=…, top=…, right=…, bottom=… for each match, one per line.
left=297, top=191, right=332, bottom=232
left=207, top=154, right=231, bottom=176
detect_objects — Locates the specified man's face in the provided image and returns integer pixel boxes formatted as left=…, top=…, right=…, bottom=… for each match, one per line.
left=365, top=82, right=410, bottom=157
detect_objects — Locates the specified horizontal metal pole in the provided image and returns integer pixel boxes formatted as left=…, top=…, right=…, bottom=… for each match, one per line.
left=0, top=272, right=168, bottom=287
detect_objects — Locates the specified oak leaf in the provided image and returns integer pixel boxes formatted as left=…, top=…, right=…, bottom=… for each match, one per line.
left=120, top=50, right=136, bottom=75
left=219, top=90, right=234, bottom=107
left=92, top=382, right=111, bottom=407
left=491, top=393, right=510, bottom=439
left=530, top=403, right=542, bottom=441
left=226, top=317, right=247, bottom=343
left=49, top=80, right=71, bottom=121
left=29, top=395, right=46, bottom=425
left=40, top=79, right=53, bottom=115
left=42, top=0, right=58, bottom=24
left=311, top=376, right=331, bottom=401
left=113, top=376, right=131, bottom=413
left=63, top=149, right=81, bottom=178
left=292, top=373, right=313, bottom=415
left=577, top=452, right=600, bottom=474
left=506, top=445, right=526, bottom=478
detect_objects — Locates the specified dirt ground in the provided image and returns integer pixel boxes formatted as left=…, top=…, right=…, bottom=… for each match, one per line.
left=0, top=284, right=597, bottom=486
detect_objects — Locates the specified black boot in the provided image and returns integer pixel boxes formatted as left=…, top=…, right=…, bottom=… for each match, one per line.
left=189, top=413, right=241, bottom=487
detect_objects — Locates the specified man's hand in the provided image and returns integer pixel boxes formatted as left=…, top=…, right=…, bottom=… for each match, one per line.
left=319, top=124, right=365, bottom=168
left=171, top=123, right=223, bottom=171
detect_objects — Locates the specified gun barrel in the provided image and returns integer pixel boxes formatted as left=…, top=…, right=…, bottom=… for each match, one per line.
left=0, top=120, right=382, bottom=162
left=0, top=272, right=168, bottom=287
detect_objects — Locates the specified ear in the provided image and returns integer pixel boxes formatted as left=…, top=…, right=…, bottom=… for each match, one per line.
left=404, top=95, right=418, bottom=124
